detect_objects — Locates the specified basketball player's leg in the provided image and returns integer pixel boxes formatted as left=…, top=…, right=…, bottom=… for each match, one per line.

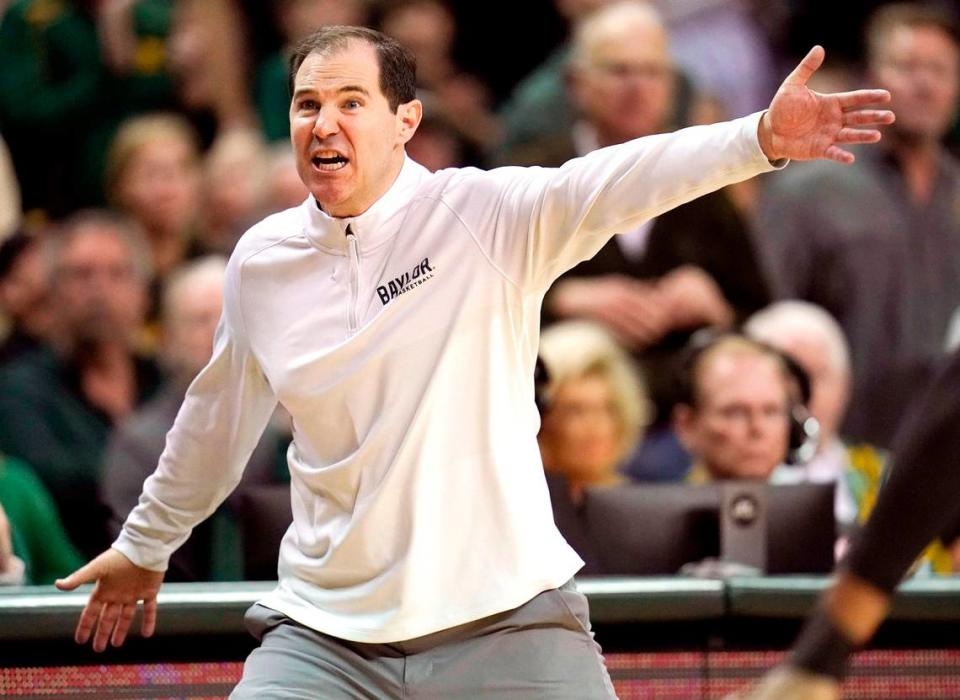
left=731, top=350, right=960, bottom=699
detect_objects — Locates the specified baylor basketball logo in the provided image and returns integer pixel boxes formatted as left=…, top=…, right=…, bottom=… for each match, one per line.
left=376, top=258, right=435, bottom=305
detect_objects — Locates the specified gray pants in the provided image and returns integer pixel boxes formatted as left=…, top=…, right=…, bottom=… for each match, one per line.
left=230, top=580, right=617, bottom=699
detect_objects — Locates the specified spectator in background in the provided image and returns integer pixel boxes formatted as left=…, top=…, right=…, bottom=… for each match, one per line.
left=378, top=0, right=500, bottom=160
left=96, top=0, right=174, bottom=92
left=491, top=0, right=613, bottom=165
left=745, top=301, right=959, bottom=574
left=744, top=302, right=883, bottom=528
left=0, top=0, right=105, bottom=215
left=539, top=321, right=650, bottom=500
left=256, top=0, right=370, bottom=142
left=264, top=145, right=310, bottom=213
left=0, top=0, right=177, bottom=215
left=538, top=321, right=650, bottom=573
left=757, top=4, right=960, bottom=449
left=673, top=335, right=793, bottom=483
left=0, top=231, right=51, bottom=366
left=733, top=344, right=960, bottom=700
left=105, top=113, right=201, bottom=277
left=88, top=0, right=178, bottom=198
left=168, top=0, right=257, bottom=139
left=198, top=128, right=269, bottom=256
left=102, top=257, right=290, bottom=581
left=0, top=210, right=163, bottom=558
left=0, top=454, right=84, bottom=585
left=104, top=112, right=202, bottom=332
left=498, top=1, right=677, bottom=167
left=534, top=2, right=771, bottom=480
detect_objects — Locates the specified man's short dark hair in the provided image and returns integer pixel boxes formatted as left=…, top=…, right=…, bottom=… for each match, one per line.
left=288, top=25, right=417, bottom=112
left=48, top=209, right=153, bottom=285
left=866, top=3, right=960, bottom=68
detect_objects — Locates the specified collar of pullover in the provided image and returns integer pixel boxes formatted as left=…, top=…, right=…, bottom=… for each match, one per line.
left=301, top=156, right=429, bottom=255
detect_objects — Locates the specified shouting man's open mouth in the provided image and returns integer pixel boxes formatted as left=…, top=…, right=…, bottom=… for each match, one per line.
left=312, top=151, right=349, bottom=171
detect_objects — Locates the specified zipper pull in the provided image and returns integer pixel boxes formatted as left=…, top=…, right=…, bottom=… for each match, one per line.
left=345, top=222, right=361, bottom=333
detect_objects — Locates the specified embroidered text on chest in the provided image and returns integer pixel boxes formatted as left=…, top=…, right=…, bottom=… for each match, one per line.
left=376, top=258, right=436, bottom=305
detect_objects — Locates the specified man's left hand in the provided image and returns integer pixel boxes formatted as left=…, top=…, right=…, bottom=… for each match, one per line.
left=758, top=46, right=894, bottom=164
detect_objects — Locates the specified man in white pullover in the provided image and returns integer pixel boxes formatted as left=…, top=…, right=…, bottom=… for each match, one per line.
left=56, top=24, right=894, bottom=699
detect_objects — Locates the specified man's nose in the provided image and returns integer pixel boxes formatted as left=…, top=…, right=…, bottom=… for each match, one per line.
left=312, top=107, right=339, bottom=139
left=746, top=411, right=770, bottom=436
left=88, top=270, right=119, bottom=297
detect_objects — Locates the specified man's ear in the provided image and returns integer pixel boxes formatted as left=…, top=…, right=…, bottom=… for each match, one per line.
left=396, top=99, right=423, bottom=145
left=565, top=65, right=585, bottom=110
left=672, top=404, right=697, bottom=452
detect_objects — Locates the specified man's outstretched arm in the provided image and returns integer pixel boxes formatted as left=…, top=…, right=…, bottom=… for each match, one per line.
left=464, top=45, right=893, bottom=296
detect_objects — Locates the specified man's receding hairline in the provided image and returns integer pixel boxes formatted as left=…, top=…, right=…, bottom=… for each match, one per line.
left=572, top=2, right=669, bottom=68
left=294, top=38, right=380, bottom=77
left=692, top=339, right=792, bottom=407
left=293, top=40, right=385, bottom=96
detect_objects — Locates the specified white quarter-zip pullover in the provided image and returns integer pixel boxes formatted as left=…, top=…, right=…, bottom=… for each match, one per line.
left=115, top=113, right=781, bottom=643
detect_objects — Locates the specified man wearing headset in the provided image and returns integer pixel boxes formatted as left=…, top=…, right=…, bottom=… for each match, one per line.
left=673, top=334, right=803, bottom=485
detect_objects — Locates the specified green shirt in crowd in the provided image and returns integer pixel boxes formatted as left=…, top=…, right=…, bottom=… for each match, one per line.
left=0, top=455, right=83, bottom=585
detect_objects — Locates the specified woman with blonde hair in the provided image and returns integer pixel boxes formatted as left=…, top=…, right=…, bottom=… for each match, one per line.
left=105, top=113, right=204, bottom=344
left=105, top=113, right=202, bottom=284
left=538, top=321, right=651, bottom=572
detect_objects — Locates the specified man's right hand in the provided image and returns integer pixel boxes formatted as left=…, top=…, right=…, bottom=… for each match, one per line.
left=55, top=548, right=165, bottom=652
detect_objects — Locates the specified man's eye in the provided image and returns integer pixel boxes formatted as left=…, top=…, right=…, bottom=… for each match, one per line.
left=299, top=100, right=317, bottom=110
left=344, top=100, right=361, bottom=110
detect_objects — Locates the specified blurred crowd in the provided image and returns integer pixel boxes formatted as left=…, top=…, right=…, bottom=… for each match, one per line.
left=0, top=0, right=958, bottom=585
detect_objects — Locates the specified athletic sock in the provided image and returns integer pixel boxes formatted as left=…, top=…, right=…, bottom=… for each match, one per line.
left=789, top=610, right=858, bottom=681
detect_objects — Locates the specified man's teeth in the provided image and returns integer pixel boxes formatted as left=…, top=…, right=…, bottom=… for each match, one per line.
left=312, top=154, right=348, bottom=171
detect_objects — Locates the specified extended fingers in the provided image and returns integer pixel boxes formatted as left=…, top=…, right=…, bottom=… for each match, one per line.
left=824, top=145, right=855, bottom=165
left=835, top=128, right=883, bottom=144
left=141, top=597, right=158, bottom=638
left=834, top=89, right=891, bottom=108
left=785, top=45, right=825, bottom=87
left=56, top=561, right=97, bottom=591
left=843, top=109, right=895, bottom=127
left=93, top=602, right=125, bottom=652
left=110, top=603, right=138, bottom=648
left=77, top=594, right=157, bottom=648
left=75, top=599, right=104, bottom=645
